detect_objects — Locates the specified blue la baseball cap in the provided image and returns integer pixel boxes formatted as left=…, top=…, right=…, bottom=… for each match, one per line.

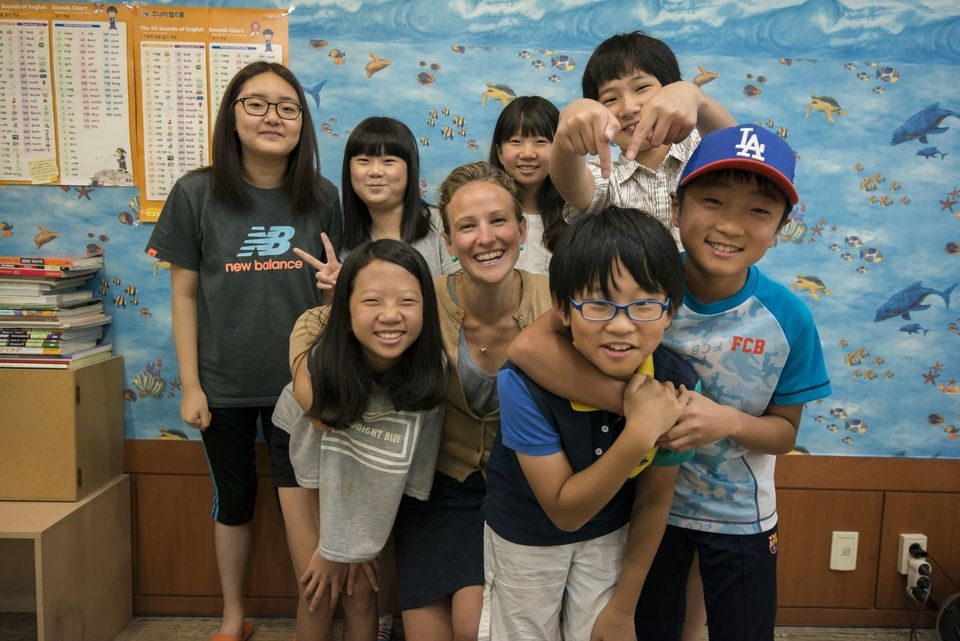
left=678, top=124, right=799, bottom=204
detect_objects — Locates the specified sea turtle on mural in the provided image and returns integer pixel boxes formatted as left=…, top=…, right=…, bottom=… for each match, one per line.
left=805, top=95, right=847, bottom=123
left=791, top=274, right=831, bottom=301
left=481, top=82, right=516, bottom=108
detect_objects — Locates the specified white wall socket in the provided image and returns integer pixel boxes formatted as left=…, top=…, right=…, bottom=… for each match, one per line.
left=898, top=533, right=928, bottom=574
left=830, top=531, right=859, bottom=571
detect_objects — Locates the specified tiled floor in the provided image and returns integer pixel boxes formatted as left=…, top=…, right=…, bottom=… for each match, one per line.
left=0, top=613, right=939, bottom=641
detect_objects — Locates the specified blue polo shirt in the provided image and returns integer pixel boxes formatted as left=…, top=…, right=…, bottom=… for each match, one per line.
left=485, top=345, right=699, bottom=546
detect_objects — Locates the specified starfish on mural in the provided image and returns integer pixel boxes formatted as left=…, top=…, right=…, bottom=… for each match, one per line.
left=75, top=186, right=94, bottom=200
left=940, top=198, right=957, bottom=213
left=922, top=371, right=939, bottom=384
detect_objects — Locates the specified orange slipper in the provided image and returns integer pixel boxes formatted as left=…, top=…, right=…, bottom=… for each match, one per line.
left=211, top=620, right=254, bottom=641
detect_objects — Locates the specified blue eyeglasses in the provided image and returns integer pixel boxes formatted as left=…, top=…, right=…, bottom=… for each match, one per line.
left=568, top=297, right=670, bottom=322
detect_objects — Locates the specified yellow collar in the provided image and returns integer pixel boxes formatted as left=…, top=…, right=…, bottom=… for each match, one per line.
left=570, top=354, right=655, bottom=412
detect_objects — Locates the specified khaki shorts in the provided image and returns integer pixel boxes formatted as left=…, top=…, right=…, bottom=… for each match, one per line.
left=478, top=523, right=628, bottom=641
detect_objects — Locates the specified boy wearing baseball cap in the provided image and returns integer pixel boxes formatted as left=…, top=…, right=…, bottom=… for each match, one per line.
left=508, top=124, right=832, bottom=640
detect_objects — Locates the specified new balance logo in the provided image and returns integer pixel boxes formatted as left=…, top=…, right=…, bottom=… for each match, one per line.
left=237, top=226, right=295, bottom=257
left=734, top=127, right=766, bottom=161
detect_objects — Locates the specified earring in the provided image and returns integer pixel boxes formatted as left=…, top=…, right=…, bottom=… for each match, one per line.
left=450, top=255, right=458, bottom=263
left=520, top=243, right=525, bottom=251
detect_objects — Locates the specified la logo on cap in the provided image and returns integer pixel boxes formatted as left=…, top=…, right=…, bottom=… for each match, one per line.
left=735, top=126, right=766, bottom=161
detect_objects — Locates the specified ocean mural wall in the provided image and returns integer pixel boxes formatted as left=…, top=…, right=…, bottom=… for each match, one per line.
left=2, top=0, right=958, bottom=457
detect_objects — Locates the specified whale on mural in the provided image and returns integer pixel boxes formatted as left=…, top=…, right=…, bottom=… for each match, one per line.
left=890, top=102, right=960, bottom=145
left=874, top=281, right=956, bottom=321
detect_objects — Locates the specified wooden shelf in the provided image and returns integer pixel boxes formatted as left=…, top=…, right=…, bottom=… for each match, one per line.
left=0, top=475, right=132, bottom=641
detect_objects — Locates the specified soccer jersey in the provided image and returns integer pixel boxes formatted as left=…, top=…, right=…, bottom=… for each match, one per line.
left=661, top=263, right=831, bottom=535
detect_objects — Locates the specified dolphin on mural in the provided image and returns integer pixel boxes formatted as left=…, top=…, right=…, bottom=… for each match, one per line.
left=874, top=281, right=957, bottom=321
left=916, top=146, right=948, bottom=160
left=305, top=80, right=328, bottom=109
left=890, top=102, right=960, bottom=145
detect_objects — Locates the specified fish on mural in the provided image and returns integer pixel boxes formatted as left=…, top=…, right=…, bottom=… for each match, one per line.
left=532, top=60, right=545, bottom=70
left=805, top=95, right=847, bottom=123
left=365, top=52, right=391, bottom=78
left=551, top=54, right=575, bottom=71
left=481, top=82, right=516, bottom=108
left=890, top=103, right=960, bottom=145
left=742, top=84, right=761, bottom=98
left=328, top=49, right=346, bottom=65
left=158, top=428, right=189, bottom=440
left=876, top=66, right=901, bottom=83
left=420, top=136, right=430, bottom=147
left=417, top=72, right=436, bottom=86
left=548, top=74, right=561, bottom=83
left=33, top=224, right=59, bottom=249
left=309, top=39, right=328, bottom=51
left=899, top=323, right=929, bottom=335
left=938, top=382, right=960, bottom=396
left=0, top=221, right=12, bottom=238
left=860, top=247, right=884, bottom=263
left=916, top=147, right=947, bottom=160
left=451, top=45, right=465, bottom=54
left=874, top=281, right=957, bottom=321
left=872, top=86, right=886, bottom=95
left=151, top=259, right=171, bottom=277
left=692, top=66, right=718, bottom=87
left=467, top=139, right=479, bottom=150
left=305, top=80, right=327, bottom=109
left=791, top=275, right=830, bottom=301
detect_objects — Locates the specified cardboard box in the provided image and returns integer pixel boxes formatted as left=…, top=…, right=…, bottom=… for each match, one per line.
left=0, top=356, right=123, bottom=501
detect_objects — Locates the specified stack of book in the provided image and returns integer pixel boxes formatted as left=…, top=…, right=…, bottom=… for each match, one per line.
left=0, top=255, right=113, bottom=369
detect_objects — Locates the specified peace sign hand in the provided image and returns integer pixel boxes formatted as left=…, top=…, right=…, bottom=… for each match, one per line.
left=294, top=232, right=340, bottom=291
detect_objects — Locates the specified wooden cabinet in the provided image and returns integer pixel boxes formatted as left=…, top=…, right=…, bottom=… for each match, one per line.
left=0, top=356, right=123, bottom=501
left=0, top=475, right=132, bottom=641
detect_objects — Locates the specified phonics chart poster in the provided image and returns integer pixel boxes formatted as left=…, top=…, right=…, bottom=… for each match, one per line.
left=0, top=3, right=288, bottom=223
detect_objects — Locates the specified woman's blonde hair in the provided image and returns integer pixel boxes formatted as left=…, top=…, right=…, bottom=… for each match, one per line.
left=437, top=161, right=524, bottom=233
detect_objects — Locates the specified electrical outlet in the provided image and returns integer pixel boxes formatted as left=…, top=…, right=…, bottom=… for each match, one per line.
left=898, top=533, right=927, bottom=574
left=907, top=556, right=932, bottom=590
left=830, top=531, right=858, bottom=571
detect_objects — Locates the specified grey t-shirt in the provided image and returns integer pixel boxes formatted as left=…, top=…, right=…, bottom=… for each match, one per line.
left=273, top=382, right=444, bottom=563
left=146, top=170, right=342, bottom=406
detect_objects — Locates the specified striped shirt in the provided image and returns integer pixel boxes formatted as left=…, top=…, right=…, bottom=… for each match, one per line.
left=562, top=131, right=701, bottom=248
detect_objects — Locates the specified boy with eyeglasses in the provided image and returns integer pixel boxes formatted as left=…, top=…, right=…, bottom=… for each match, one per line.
left=479, top=206, right=698, bottom=641
left=509, top=125, right=832, bottom=641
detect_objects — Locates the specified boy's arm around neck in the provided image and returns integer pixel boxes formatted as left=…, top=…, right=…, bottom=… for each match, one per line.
left=657, top=390, right=802, bottom=455
left=508, top=310, right=625, bottom=414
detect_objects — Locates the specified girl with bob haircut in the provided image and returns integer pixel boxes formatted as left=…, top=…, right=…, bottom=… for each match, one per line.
left=489, top=95, right=568, bottom=274
left=275, top=239, right=447, bottom=641
left=392, top=162, right=553, bottom=641
left=340, top=116, right=456, bottom=276
left=146, top=60, right=340, bottom=641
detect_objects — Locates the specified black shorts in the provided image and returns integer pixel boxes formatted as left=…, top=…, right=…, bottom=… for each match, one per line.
left=267, top=427, right=300, bottom=489
left=635, top=524, right=779, bottom=641
left=393, top=471, right=486, bottom=610
left=200, top=405, right=279, bottom=525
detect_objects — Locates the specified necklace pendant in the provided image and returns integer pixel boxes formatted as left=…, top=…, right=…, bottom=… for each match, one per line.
left=479, top=347, right=487, bottom=353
